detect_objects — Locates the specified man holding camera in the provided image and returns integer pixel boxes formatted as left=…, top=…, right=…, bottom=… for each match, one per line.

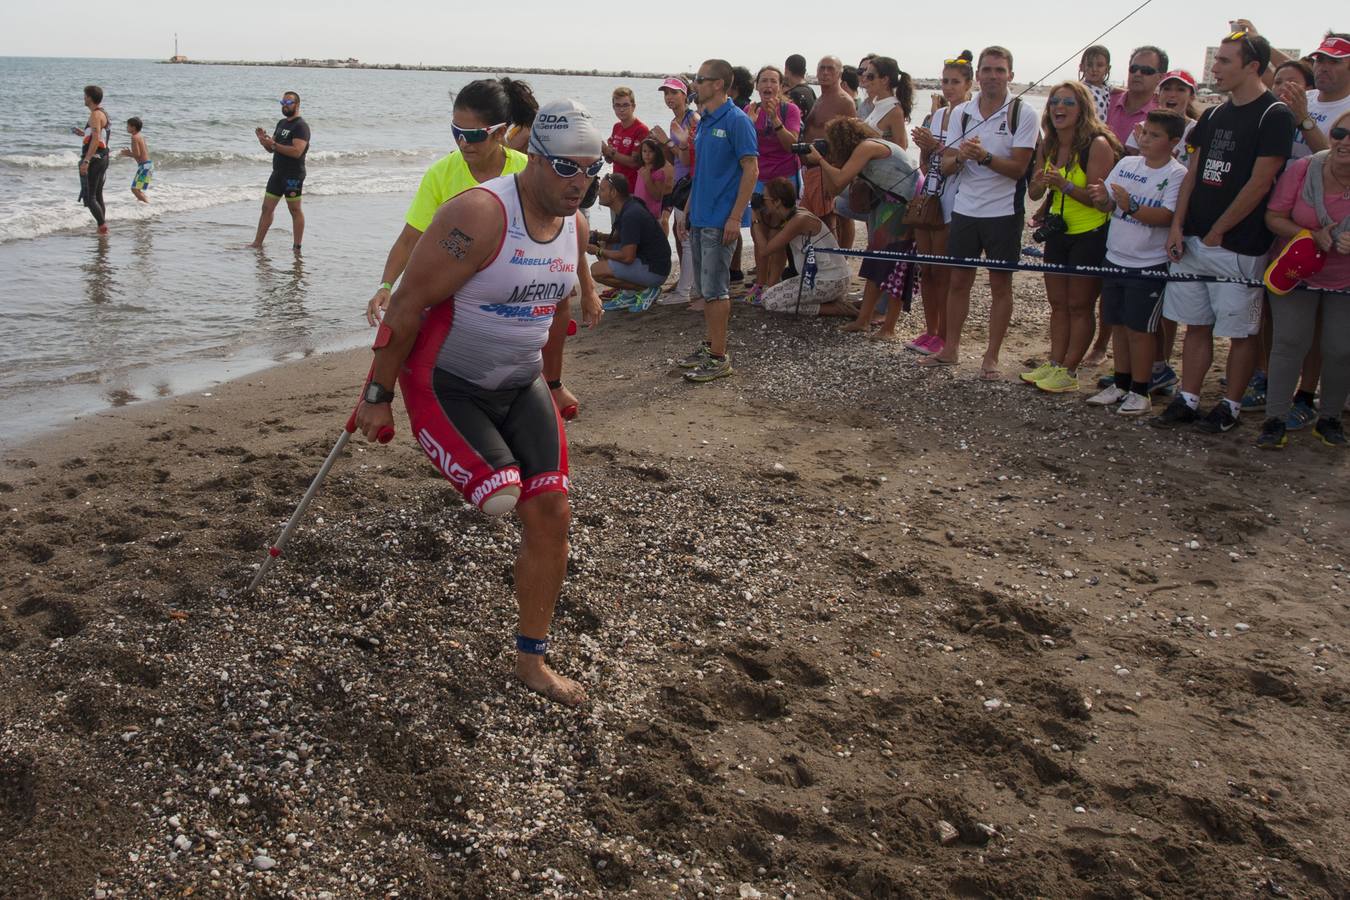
left=1151, top=30, right=1294, bottom=434
left=676, top=59, right=758, bottom=382
left=921, top=46, right=1039, bottom=380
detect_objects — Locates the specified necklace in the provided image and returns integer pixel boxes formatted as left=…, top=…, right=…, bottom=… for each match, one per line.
left=1328, top=164, right=1350, bottom=200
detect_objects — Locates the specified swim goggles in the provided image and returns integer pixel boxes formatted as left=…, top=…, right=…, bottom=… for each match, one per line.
left=452, top=121, right=508, bottom=144
left=538, top=154, right=605, bottom=179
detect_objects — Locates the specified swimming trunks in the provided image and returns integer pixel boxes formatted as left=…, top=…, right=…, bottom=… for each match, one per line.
left=132, top=160, right=153, bottom=191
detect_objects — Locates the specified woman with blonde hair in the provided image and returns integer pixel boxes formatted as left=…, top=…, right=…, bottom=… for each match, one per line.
left=1021, top=81, right=1122, bottom=393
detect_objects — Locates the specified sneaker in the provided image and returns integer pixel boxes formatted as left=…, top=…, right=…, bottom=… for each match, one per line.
left=926, top=336, right=945, bottom=356
left=657, top=288, right=691, bottom=306
left=1148, top=365, right=1179, bottom=394
left=1256, top=417, right=1288, bottom=450
left=1314, top=417, right=1346, bottom=447
left=1241, top=373, right=1267, bottom=412
left=1020, top=362, right=1056, bottom=384
left=678, top=343, right=712, bottom=369
left=1035, top=366, right=1079, bottom=393
left=1194, top=402, right=1239, bottom=434
left=1086, top=385, right=1127, bottom=406
left=743, top=284, right=764, bottom=305
left=603, top=291, right=635, bottom=311
left=1096, top=373, right=1116, bottom=389
left=629, top=285, right=661, bottom=312
left=1150, top=395, right=1198, bottom=428
left=684, top=353, right=733, bottom=383
left=1117, top=392, right=1152, bottom=416
left=905, top=334, right=935, bottom=354
left=1285, top=399, right=1317, bottom=431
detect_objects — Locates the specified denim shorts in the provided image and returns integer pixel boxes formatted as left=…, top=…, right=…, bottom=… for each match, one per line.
left=609, top=257, right=666, bottom=288
left=690, top=226, right=734, bottom=300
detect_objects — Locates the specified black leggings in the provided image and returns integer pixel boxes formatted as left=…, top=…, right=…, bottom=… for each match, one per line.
left=80, top=152, right=109, bottom=226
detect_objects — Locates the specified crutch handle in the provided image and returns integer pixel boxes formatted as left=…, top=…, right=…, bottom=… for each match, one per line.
left=345, top=405, right=395, bottom=443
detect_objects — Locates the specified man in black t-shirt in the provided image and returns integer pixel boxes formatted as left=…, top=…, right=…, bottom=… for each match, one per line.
left=248, top=91, right=311, bottom=251
left=1153, top=32, right=1294, bottom=435
left=586, top=173, right=672, bottom=311
left=784, top=54, right=816, bottom=128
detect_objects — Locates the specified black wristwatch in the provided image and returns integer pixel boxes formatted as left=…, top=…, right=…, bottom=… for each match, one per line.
left=1126, top=198, right=1141, bottom=219
left=979, top=151, right=994, bottom=167
left=363, top=381, right=395, bottom=405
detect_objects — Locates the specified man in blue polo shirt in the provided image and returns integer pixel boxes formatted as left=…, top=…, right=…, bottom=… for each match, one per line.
left=675, top=58, right=758, bottom=383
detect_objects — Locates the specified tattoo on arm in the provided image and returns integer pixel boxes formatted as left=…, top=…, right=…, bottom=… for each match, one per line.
left=439, top=228, right=474, bottom=260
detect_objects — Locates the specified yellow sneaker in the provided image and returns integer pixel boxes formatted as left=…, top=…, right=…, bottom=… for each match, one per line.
left=1036, top=366, right=1080, bottom=393
left=1020, top=362, right=1056, bottom=384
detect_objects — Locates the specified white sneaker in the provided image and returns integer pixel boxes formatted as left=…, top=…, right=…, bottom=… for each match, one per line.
left=1086, top=385, right=1126, bottom=406
left=1117, top=392, right=1152, bottom=416
left=657, top=290, right=690, bottom=306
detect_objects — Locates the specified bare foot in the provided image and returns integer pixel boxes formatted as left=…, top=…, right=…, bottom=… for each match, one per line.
left=516, top=654, right=587, bottom=707
left=868, top=329, right=900, bottom=342
left=839, top=319, right=868, bottom=333
left=1082, top=349, right=1108, bottom=369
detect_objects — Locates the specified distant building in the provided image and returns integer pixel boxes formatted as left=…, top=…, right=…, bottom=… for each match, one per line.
left=1201, top=45, right=1301, bottom=86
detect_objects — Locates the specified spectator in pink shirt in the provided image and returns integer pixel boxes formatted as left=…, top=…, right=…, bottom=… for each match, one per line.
left=743, top=65, right=803, bottom=302
left=1107, top=46, right=1166, bottom=148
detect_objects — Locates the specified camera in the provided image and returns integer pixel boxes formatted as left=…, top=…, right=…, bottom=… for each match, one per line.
left=790, top=138, right=829, bottom=157
left=1032, top=213, right=1068, bottom=244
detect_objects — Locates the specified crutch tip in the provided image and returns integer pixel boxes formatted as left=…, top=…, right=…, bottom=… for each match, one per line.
left=268, top=547, right=281, bottom=557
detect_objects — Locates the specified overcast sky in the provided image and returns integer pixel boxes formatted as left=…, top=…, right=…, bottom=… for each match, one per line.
left=0, top=2, right=1325, bottom=81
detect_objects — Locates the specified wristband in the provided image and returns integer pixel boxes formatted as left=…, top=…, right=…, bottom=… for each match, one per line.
left=379, top=281, right=393, bottom=292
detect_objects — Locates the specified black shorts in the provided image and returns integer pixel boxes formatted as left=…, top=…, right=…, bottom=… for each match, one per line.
left=947, top=212, right=1023, bottom=265
left=1101, top=263, right=1167, bottom=332
left=1044, top=223, right=1108, bottom=267
left=265, top=171, right=305, bottom=200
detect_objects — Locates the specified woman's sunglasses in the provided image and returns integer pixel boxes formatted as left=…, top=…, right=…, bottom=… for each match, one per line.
left=1047, top=97, right=1079, bottom=107
left=1330, top=126, right=1350, bottom=141
left=452, top=121, right=507, bottom=144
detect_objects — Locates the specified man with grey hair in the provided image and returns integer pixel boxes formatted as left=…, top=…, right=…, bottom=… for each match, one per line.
left=801, top=56, right=860, bottom=247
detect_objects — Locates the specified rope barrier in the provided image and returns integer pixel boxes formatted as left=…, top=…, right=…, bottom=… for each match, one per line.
left=810, top=245, right=1350, bottom=296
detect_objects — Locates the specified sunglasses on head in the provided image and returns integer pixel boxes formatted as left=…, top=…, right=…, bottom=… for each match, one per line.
left=1129, top=64, right=1159, bottom=76
left=1226, top=29, right=1261, bottom=61
left=944, top=57, right=970, bottom=66
left=1331, top=126, right=1350, bottom=141
left=1046, top=96, right=1078, bottom=107
left=539, top=154, right=605, bottom=179
left=452, top=121, right=507, bottom=144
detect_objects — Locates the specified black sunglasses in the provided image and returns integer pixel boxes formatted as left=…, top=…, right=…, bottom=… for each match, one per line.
left=1129, top=64, right=1159, bottom=76
left=1330, top=126, right=1350, bottom=141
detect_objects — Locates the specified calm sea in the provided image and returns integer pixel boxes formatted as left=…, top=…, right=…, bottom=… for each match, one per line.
left=0, top=57, right=971, bottom=446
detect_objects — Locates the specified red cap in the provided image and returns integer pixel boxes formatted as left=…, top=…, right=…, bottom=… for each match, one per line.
left=1159, top=70, right=1197, bottom=90
left=1264, top=230, right=1328, bottom=295
left=1312, top=36, right=1350, bottom=60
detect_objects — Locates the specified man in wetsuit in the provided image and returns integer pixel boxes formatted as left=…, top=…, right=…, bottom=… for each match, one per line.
left=249, top=91, right=310, bottom=251
left=354, top=99, right=604, bottom=706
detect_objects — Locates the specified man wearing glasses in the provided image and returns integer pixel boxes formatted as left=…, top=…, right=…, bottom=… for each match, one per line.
left=249, top=91, right=310, bottom=250
left=354, top=99, right=604, bottom=706
left=1106, top=47, right=1167, bottom=147
left=675, top=60, right=758, bottom=382
left=1153, top=30, right=1295, bottom=434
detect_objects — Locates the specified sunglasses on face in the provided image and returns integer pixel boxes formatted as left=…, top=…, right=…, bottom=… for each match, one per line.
left=452, top=121, right=507, bottom=144
left=1046, top=96, right=1079, bottom=107
left=862, top=72, right=877, bottom=81
left=540, top=154, right=605, bottom=179
left=279, top=98, right=297, bottom=106
left=693, top=75, right=717, bottom=84
left=1331, top=126, right=1350, bottom=141
left=1129, top=64, right=1159, bottom=76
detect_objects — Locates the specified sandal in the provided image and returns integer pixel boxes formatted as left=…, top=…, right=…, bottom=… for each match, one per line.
left=916, top=355, right=958, bottom=368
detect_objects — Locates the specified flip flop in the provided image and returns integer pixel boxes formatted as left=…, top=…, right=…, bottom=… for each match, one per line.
left=916, top=355, right=958, bottom=368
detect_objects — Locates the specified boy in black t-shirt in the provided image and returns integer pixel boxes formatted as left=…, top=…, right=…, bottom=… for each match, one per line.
left=1153, top=32, right=1294, bottom=434
left=248, top=91, right=311, bottom=251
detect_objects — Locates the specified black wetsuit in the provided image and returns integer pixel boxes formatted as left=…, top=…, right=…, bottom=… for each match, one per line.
left=78, top=110, right=110, bottom=226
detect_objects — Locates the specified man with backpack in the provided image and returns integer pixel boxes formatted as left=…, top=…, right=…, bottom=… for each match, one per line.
left=920, top=46, right=1039, bottom=380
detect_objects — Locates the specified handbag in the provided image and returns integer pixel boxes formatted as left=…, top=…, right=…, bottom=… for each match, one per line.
left=847, top=178, right=879, bottom=215
left=902, top=192, right=944, bottom=230
left=665, top=175, right=692, bottom=211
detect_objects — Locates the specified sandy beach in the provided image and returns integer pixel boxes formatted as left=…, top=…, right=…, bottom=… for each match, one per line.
left=2, top=270, right=1348, bottom=898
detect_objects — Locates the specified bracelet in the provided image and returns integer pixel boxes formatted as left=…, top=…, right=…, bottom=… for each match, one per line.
left=379, top=281, right=393, bottom=292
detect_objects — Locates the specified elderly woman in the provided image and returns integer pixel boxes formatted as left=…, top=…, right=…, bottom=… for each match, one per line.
left=743, top=65, right=803, bottom=303
left=805, top=115, right=921, bottom=337
left=1257, top=110, right=1350, bottom=449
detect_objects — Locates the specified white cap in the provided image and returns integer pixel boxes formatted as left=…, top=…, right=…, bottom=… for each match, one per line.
left=529, top=98, right=604, bottom=160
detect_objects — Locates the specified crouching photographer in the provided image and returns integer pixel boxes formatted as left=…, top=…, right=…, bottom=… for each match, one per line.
left=1021, top=81, right=1121, bottom=392
left=803, top=115, right=921, bottom=336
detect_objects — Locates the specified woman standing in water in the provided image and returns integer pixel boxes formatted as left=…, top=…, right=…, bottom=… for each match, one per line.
left=74, top=85, right=110, bottom=234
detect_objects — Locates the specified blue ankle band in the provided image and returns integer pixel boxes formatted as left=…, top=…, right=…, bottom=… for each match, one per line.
left=515, top=634, right=549, bottom=655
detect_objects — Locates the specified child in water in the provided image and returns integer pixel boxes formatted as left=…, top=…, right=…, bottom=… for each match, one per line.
left=121, top=117, right=152, bottom=203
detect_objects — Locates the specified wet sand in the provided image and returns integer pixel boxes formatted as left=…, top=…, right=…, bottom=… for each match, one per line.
left=2, top=270, right=1348, bottom=898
